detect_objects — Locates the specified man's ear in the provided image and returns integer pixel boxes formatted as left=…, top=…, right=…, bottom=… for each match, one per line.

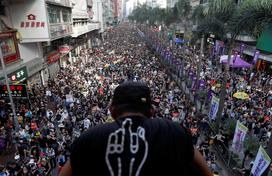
left=109, top=105, right=117, bottom=119
left=149, top=106, right=155, bottom=118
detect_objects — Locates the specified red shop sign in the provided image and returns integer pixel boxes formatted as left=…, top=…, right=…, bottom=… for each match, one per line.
left=47, top=52, right=60, bottom=64
left=58, top=45, right=70, bottom=54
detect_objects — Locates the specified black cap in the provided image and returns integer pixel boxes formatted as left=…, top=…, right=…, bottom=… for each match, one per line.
left=111, top=81, right=152, bottom=107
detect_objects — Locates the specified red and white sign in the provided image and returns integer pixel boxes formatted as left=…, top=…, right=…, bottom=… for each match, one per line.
left=59, top=45, right=71, bottom=54
left=10, top=0, right=50, bottom=42
left=48, top=52, right=60, bottom=64
left=20, top=14, right=45, bottom=28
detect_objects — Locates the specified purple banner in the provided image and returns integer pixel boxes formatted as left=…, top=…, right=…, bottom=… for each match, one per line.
left=199, top=80, right=205, bottom=90
left=240, top=43, right=245, bottom=55
left=253, top=50, right=260, bottom=64
left=179, top=65, right=183, bottom=77
left=233, top=51, right=238, bottom=63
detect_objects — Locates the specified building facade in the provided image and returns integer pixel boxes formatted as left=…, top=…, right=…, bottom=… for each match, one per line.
left=102, top=0, right=114, bottom=28
left=0, top=0, right=101, bottom=87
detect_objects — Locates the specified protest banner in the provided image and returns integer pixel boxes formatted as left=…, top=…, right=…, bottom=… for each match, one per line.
left=251, top=146, right=271, bottom=176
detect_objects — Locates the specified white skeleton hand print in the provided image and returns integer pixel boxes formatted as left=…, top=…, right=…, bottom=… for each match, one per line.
left=105, top=118, right=149, bottom=176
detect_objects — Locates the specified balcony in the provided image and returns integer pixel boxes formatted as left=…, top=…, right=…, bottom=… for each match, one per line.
left=71, top=23, right=100, bottom=38
left=46, top=0, right=72, bottom=8
left=50, top=23, right=73, bottom=40
left=236, top=34, right=256, bottom=42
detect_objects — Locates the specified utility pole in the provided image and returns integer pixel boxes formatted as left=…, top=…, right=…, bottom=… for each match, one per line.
left=0, top=48, right=19, bottom=132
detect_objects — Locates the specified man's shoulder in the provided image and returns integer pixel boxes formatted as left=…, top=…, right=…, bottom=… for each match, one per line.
left=80, top=122, right=119, bottom=139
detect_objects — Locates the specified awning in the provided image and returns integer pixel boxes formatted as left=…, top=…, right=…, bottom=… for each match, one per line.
left=220, top=55, right=252, bottom=68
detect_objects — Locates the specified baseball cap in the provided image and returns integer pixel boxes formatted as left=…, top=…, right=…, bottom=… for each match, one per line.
left=111, top=81, right=152, bottom=107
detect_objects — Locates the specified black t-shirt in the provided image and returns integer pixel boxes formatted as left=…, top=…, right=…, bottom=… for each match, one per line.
left=70, top=116, right=194, bottom=176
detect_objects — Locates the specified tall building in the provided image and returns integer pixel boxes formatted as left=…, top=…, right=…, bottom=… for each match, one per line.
left=92, top=0, right=104, bottom=31
left=102, top=0, right=114, bottom=28
left=113, top=0, right=123, bottom=22
left=0, top=0, right=101, bottom=86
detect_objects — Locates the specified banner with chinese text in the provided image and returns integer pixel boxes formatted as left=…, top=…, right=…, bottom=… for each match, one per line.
left=231, top=121, right=248, bottom=153
left=251, top=146, right=271, bottom=176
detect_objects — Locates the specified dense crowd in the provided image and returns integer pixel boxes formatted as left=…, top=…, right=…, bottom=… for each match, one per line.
left=139, top=24, right=272, bottom=174
left=0, top=24, right=217, bottom=175
left=140, top=24, right=271, bottom=145
left=0, top=22, right=270, bottom=175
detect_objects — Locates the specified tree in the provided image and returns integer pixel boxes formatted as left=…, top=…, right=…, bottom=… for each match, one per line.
left=175, top=0, right=191, bottom=35
left=163, top=7, right=178, bottom=26
left=194, top=0, right=272, bottom=133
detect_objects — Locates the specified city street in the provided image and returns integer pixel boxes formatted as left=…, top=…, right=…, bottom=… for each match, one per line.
left=0, top=0, right=272, bottom=176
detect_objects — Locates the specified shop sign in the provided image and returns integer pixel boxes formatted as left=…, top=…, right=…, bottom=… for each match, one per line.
left=20, top=14, right=45, bottom=28
left=0, top=66, right=28, bottom=83
left=59, top=45, right=71, bottom=54
left=0, top=32, right=20, bottom=64
left=11, top=0, right=50, bottom=42
left=48, top=52, right=60, bottom=64
left=0, top=84, right=27, bottom=98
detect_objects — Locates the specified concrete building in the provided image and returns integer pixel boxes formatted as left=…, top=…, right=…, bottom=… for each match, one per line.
left=102, top=0, right=114, bottom=28
left=92, top=0, right=104, bottom=31
left=71, top=0, right=100, bottom=62
left=113, top=0, right=123, bottom=22
left=0, top=0, right=101, bottom=87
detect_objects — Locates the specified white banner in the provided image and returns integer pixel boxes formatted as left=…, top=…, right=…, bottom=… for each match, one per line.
left=231, top=121, right=248, bottom=153
left=209, top=96, right=219, bottom=120
left=251, top=146, right=271, bottom=176
left=66, top=94, right=74, bottom=103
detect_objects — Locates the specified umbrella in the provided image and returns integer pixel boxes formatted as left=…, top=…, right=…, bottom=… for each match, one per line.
left=233, top=92, right=250, bottom=100
left=220, top=55, right=252, bottom=68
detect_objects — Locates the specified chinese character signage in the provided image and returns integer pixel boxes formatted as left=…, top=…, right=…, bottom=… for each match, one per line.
left=231, top=121, right=248, bottom=153
left=0, top=66, right=28, bottom=83
left=0, top=84, right=27, bottom=97
left=11, top=0, right=50, bottom=42
left=251, top=146, right=271, bottom=176
left=20, top=13, right=46, bottom=29
left=209, top=95, right=219, bottom=120
left=48, top=52, right=60, bottom=64
left=59, top=45, right=71, bottom=54
left=0, top=32, right=20, bottom=65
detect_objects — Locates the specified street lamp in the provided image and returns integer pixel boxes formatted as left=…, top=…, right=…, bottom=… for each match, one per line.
left=0, top=48, right=19, bottom=132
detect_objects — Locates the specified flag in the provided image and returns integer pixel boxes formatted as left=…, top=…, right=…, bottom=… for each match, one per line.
left=231, top=121, right=248, bottom=153
left=209, top=95, right=219, bottom=120
left=251, top=146, right=271, bottom=176
left=253, top=50, right=260, bottom=64
left=240, top=43, right=245, bottom=55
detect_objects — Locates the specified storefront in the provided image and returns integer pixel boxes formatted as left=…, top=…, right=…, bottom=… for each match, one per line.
left=47, top=51, right=60, bottom=78
left=25, top=57, right=44, bottom=86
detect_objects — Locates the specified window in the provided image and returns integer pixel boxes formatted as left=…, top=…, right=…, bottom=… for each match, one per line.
left=62, top=10, right=71, bottom=22
left=48, top=7, right=61, bottom=23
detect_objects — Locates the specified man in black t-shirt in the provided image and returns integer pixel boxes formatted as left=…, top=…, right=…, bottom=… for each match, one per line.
left=59, top=81, right=212, bottom=176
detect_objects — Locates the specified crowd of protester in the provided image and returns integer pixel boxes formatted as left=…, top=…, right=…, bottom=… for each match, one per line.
left=138, top=24, right=271, bottom=175
left=139, top=24, right=271, bottom=146
left=0, top=23, right=218, bottom=175
left=0, top=22, right=270, bottom=175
